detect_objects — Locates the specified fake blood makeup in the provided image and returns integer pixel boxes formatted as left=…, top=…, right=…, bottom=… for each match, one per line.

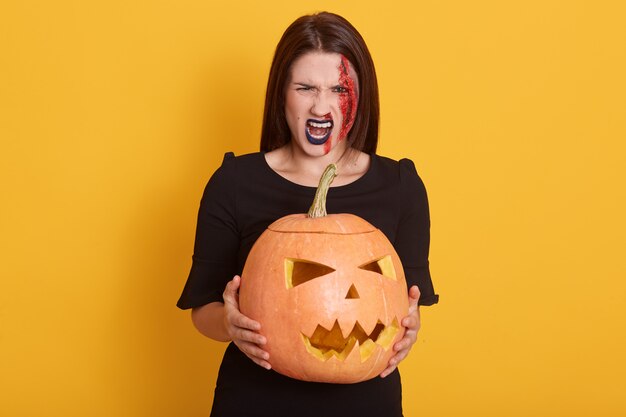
left=322, top=56, right=358, bottom=155
left=338, top=55, right=357, bottom=142
left=323, top=129, right=333, bottom=154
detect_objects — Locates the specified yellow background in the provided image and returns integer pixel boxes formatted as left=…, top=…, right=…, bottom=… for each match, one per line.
left=1, top=0, right=625, bottom=415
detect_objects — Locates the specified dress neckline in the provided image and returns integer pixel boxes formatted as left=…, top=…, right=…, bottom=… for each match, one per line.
left=260, top=152, right=375, bottom=192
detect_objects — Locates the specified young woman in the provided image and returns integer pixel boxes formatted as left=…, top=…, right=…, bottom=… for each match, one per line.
left=177, top=11, right=438, bottom=417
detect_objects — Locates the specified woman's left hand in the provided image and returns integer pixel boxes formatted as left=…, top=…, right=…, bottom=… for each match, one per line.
left=380, top=285, right=421, bottom=378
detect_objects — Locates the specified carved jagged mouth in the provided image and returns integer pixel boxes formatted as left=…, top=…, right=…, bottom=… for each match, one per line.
left=302, top=318, right=400, bottom=362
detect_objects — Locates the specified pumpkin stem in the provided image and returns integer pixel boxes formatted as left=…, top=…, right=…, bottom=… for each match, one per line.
left=307, top=164, right=338, bottom=218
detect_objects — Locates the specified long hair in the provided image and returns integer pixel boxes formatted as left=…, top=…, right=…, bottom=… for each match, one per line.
left=260, top=12, right=380, bottom=154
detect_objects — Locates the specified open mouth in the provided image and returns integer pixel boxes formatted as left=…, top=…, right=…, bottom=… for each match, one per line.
left=305, top=119, right=333, bottom=145
left=302, top=318, right=400, bottom=362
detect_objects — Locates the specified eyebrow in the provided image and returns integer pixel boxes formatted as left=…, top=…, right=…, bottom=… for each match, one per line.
left=293, top=82, right=345, bottom=89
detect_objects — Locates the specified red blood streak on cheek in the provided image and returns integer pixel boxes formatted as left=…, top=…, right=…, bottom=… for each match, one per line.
left=324, top=135, right=332, bottom=154
left=338, top=55, right=357, bottom=141
left=322, top=113, right=333, bottom=154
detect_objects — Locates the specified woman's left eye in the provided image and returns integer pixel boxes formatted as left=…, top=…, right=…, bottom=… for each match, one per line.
left=332, top=86, right=348, bottom=94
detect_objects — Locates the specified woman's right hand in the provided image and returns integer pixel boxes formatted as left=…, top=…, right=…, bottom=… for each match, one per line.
left=222, top=275, right=271, bottom=370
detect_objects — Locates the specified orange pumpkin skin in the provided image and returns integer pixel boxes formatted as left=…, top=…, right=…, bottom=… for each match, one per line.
left=239, top=212, right=409, bottom=383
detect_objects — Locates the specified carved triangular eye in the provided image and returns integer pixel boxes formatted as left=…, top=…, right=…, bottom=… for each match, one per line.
left=285, top=259, right=335, bottom=289
left=358, top=255, right=396, bottom=280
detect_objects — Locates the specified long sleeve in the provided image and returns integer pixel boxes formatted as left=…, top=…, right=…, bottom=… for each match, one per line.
left=394, top=158, right=439, bottom=306
left=177, top=153, right=239, bottom=309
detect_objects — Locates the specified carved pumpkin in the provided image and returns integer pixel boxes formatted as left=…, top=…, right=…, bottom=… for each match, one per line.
left=239, top=164, right=409, bottom=383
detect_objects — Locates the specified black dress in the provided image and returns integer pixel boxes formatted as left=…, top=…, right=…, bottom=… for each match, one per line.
left=177, top=152, right=438, bottom=417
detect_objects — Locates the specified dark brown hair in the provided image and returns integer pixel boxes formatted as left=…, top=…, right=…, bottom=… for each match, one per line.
left=260, top=12, right=380, bottom=154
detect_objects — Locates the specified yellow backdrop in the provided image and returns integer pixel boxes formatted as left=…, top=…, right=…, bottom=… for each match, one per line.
left=1, top=1, right=625, bottom=416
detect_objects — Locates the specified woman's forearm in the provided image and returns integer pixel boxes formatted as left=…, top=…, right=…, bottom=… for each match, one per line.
left=191, top=302, right=231, bottom=342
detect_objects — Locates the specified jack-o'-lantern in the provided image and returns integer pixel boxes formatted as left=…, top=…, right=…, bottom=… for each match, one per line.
left=239, top=164, right=409, bottom=383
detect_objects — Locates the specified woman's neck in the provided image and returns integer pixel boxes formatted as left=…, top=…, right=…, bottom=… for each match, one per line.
left=265, top=142, right=369, bottom=187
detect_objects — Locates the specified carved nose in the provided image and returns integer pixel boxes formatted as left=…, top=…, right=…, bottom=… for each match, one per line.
left=345, top=284, right=360, bottom=299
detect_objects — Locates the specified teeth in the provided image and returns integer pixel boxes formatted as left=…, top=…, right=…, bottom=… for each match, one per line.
left=308, top=121, right=332, bottom=128
left=358, top=314, right=379, bottom=337
left=302, top=319, right=400, bottom=362
left=309, top=132, right=327, bottom=139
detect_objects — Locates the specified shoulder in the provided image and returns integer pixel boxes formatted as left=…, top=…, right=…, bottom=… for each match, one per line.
left=372, top=155, right=425, bottom=188
left=203, top=152, right=266, bottom=198
left=209, top=152, right=265, bottom=180
left=218, top=151, right=264, bottom=170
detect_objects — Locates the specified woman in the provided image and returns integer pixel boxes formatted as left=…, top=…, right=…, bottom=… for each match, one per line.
left=177, top=11, right=438, bottom=417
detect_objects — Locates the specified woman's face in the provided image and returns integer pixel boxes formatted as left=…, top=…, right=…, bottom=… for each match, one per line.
left=284, top=51, right=359, bottom=156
